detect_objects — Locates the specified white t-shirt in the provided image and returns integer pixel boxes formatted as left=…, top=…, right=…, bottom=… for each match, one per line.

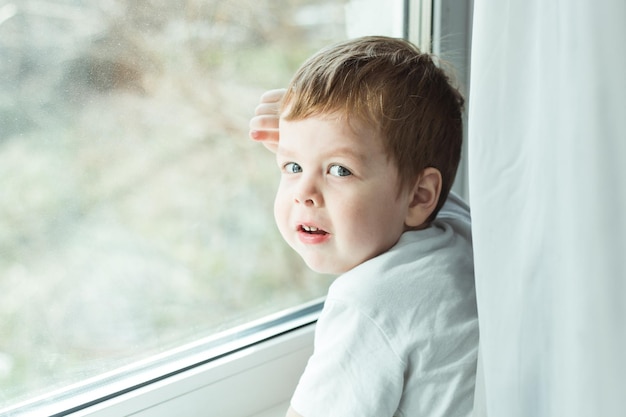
left=291, top=193, right=478, bottom=417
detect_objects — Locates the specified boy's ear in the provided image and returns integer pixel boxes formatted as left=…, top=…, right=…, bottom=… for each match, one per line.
left=405, top=167, right=442, bottom=228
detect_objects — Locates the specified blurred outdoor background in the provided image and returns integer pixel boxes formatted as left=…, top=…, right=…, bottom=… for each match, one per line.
left=0, top=0, right=354, bottom=407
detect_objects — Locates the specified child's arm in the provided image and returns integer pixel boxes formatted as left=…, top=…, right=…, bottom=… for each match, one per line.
left=249, top=88, right=286, bottom=153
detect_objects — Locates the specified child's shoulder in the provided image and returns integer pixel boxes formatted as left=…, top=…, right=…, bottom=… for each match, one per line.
left=330, top=225, right=474, bottom=317
left=321, top=217, right=477, bottom=367
left=325, top=192, right=473, bottom=319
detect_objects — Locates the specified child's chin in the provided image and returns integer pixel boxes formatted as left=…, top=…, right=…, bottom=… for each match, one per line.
left=303, top=258, right=349, bottom=276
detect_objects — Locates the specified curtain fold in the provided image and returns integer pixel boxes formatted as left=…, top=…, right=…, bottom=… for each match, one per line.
left=468, top=1, right=626, bottom=416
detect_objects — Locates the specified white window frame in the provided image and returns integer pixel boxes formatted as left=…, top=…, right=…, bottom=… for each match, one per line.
left=431, top=0, right=474, bottom=200
left=69, top=321, right=317, bottom=417
left=1, top=300, right=321, bottom=417
left=409, top=0, right=473, bottom=201
left=0, top=2, right=473, bottom=416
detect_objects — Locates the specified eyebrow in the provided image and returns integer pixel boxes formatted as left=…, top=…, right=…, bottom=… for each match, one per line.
left=277, top=145, right=369, bottom=163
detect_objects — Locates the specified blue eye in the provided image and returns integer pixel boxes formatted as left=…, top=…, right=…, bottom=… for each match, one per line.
left=329, top=165, right=352, bottom=177
left=284, top=162, right=302, bottom=174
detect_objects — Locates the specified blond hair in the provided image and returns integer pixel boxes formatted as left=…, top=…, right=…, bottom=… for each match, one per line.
left=281, top=36, right=464, bottom=220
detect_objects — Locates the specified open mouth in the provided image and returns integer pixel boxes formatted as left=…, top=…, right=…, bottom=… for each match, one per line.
left=299, top=225, right=328, bottom=235
left=296, top=224, right=330, bottom=244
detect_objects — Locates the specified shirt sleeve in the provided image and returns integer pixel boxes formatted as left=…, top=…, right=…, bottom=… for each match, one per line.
left=290, top=299, right=406, bottom=417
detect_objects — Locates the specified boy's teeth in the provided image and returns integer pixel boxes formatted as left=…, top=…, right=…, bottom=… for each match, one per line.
left=303, top=225, right=318, bottom=232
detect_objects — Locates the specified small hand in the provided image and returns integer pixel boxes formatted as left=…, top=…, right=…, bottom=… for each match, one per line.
left=249, top=88, right=286, bottom=153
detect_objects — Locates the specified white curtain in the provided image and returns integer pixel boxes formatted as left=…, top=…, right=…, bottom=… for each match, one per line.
left=467, top=1, right=626, bottom=416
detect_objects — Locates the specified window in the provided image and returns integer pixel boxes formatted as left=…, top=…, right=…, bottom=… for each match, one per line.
left=0, top=0, right=404, bottom=413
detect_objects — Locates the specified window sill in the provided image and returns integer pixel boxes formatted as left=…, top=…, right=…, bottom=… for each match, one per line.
left=3, top=301, right=320, bottom=417
left=73, top=324, right=313, bottom=417
left=250, top=401, right=291, bottom=417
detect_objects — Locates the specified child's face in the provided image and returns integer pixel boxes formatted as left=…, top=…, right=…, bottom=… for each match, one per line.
left=274, top=114, right=413, bottom=275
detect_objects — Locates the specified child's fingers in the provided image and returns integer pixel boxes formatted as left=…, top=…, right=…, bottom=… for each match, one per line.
left=248, top=89, right=285, bottom=154
left=260, top=88, right=287, bottom=104
left=249, top=127, right=279, bottom=142
left=254, top=102, right=279, bottom=117
left=249, top=115, right=279, bottom=144
left=250, top=114, right=279, bottom=130
left=249, top=129, right=279, bottom=153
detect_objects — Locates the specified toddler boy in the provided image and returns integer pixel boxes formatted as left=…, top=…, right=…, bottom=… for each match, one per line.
left=250, top=36, right=478, bottom=417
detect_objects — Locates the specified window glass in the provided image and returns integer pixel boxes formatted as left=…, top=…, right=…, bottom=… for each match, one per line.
left=0, top=0, right=403, bottom=408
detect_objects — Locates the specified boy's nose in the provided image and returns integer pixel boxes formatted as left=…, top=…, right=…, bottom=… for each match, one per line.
left=293, top=177, right=322, bottom=206
left=294, top=195, right=315, bottom=206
